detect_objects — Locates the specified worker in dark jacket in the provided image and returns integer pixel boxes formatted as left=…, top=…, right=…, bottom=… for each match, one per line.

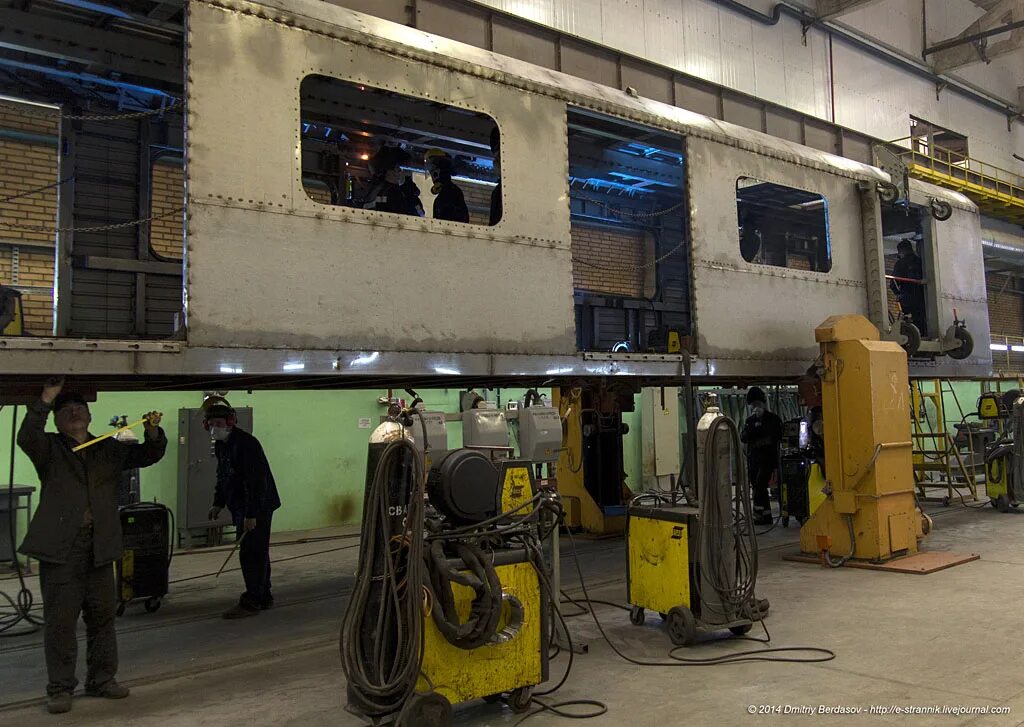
left=203, top=398, right=281, bottom=618
left=362, top=145, right=424, bottom=217
left=891, top=240, right=928, bottom=336
left=425, top=149, right=469, bottom=223
left=18, top=377, right=166, bottom=714
left=740, top=387, right=783, bottom=526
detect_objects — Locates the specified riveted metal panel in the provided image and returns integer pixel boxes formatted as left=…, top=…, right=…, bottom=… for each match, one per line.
left=492, top=15, right=559, bottom=68
left=803, top=119, right=840, bottom=155
left=687, top=136, right=868, bottom=365
left=722, top=95, right=763, bottom=133
left=907, top=180, right=991, bottom=375
left=620, top=61, right=673, bottom=105
left=765, top=107, right=802, bottom=144
left=674, top=78, right=720, bottom=119
left=559, top=38, right=619, bottom=88
left=417, top=0, right=490, bottom=48
left=186, top=0, right=574, bottom=353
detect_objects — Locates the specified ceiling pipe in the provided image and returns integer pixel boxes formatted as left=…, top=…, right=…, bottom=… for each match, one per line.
left=706, top=0, right=1021, bottom=121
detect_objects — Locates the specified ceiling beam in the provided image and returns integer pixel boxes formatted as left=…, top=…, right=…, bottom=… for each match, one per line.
left=0, top=7, right=182, bottom=86
left=930, top=0, right=1024, bottom=73
left=815, top=0, right=887, bottom=21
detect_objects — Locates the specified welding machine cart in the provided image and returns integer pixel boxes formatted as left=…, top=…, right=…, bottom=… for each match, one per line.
left=626, top=502, right=755, bottom=646
left=115, top=501, right=173, bottom=615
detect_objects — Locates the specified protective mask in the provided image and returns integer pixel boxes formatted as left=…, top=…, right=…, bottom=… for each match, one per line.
left=209, top=425, right=231, bottom=442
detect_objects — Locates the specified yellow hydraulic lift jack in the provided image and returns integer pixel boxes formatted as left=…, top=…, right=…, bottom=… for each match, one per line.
left=797, top=315, right=927, bottom=565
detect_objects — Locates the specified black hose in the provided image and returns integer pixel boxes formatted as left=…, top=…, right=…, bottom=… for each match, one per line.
left=339, top=438, right=426, bottom=719
left=425, top=540, right=503, bottom=650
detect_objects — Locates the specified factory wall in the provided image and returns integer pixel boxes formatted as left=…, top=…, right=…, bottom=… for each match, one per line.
left=0, top=388, right=646, bottom=542
left=455, top=0, right=1022, bottom=174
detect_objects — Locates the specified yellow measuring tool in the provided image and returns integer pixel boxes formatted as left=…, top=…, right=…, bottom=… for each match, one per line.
left=71, top=413, right=161, bottom=452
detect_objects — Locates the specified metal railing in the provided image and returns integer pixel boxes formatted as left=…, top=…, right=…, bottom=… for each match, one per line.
left=884, top=137, right=1024, bottom=202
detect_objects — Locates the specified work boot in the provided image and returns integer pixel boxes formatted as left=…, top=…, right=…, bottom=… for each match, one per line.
left=222, top=603, right=259, bottom=619
left=46, top=692, right=72, bottom=714
left=260, top=595, right=274, bottom=611
left=86, top=680, right=130, bottom=699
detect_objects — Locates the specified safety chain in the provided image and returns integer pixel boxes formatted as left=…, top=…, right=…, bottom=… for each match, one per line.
left=573, top=193, right=686, bottom=220
left=6, top=98, right=183, bottom=122
left=0, top=207, right=183, bottom=234
left=572, top=239, right=686, bottom=273
left=0, top=177, right=74, bottom=205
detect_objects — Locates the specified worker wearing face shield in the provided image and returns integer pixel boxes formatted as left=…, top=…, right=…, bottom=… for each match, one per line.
left=740, top=387, right=783, bottom=526
left=424, top=148, right=469, bottom=223
left=362, top=144, right=424, bottom=217
left=203, top=398, right=281, bottom=619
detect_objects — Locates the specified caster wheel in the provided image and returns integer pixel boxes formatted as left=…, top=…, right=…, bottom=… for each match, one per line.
left=878, top=181, right=899, bottom=203
left=990, top=498, right=1000, bottom=509
left=507, top=686, right=533, bottom=714
left=397, top=691, right=452, bottom=727
left=899, top=320, right=921, bottom=356
left=781, top=516, right=790, bottom=528
left=930, top=198, right=953, bottom=221
left=997, top=495, right=1011, bottom=513
left=729, top=623, right=753, bottom=636
left=629, top=606, right=645, bottom=626
left=942, top=496, right=950, bottom=507
left=666, top=606, right=697, bottom=647
left=144, top=597, right=161, bottom=613
left=116, top=602, right=127, bottom=617
left=948, top=327, right=974, bottom=360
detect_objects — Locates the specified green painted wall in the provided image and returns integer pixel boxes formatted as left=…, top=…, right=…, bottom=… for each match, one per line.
left=3, top=386, right=652, bottom=539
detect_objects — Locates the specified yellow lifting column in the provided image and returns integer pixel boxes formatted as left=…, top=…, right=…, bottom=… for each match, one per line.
left=799, top=315, right=925, bottom=563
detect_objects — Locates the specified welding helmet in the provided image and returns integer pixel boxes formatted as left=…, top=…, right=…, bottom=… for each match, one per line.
left=201, top=395, right=237, bottom=430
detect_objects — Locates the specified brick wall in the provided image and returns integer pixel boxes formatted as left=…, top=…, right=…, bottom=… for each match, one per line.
left=571, top=223, right=645, bottom=297
left=986, top=272, right=1024, bottom=337
left=151, top=160, right=183, bottom=259
left=0, top=101, right=58, bottom=335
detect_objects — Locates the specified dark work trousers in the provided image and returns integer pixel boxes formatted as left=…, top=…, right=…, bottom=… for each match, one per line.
left=38, top=526, right=118, bottom=696
left=747, top=453, right=776, bottom=513
left=237, top=513, right=273, bottom=610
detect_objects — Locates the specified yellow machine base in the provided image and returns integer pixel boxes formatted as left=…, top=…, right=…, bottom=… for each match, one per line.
left=416, top=560, right=546, bottom=706
left=783, top=550, right=979, bottom=574
left=626, top=507, right=693, bottom=616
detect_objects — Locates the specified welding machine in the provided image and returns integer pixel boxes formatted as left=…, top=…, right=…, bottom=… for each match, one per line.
left=115, top=502, right=172, bottom=615
left=977, top=390, right=1023, bottom=512
left=778, top=417, right=827, bottom=527
left=626, top=399, right=768, bottom=646
left=342, top=411, right=556, bottom=727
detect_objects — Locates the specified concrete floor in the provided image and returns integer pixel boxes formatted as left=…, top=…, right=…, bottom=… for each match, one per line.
left=2, top=502, right=1024, bottom=727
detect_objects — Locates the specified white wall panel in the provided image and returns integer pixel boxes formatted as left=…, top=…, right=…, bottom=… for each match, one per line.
left=472, top=0, right=1020, bottom=174
left=643, top=0, right=686, bottom=69
left=601, top=0, right=647, bottom=57
left=553, top=0, right=604, bottom=38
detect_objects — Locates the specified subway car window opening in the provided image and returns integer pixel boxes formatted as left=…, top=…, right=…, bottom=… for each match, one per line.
left=736, top=178, right=832, bottom=273
left=299, top=75, right=501, bottom=225
left=567, top=107, right=691, bottom=354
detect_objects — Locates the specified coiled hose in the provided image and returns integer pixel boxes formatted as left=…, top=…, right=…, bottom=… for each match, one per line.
left=695, top=414, right=760, bottom=620
left=339, top=438, right=426, bottom=719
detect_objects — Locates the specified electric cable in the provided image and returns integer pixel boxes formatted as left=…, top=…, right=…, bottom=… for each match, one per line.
left=1, top=405, right=44, bottom=637
left=563, top=528, right=835, bottom=667
left=339, top=437, right=426, bottom=720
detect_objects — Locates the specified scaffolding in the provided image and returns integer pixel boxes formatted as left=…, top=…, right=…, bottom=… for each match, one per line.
left=881, top=138, right=1024, bottom=225
left=910, top=379, right=981, bottom=505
